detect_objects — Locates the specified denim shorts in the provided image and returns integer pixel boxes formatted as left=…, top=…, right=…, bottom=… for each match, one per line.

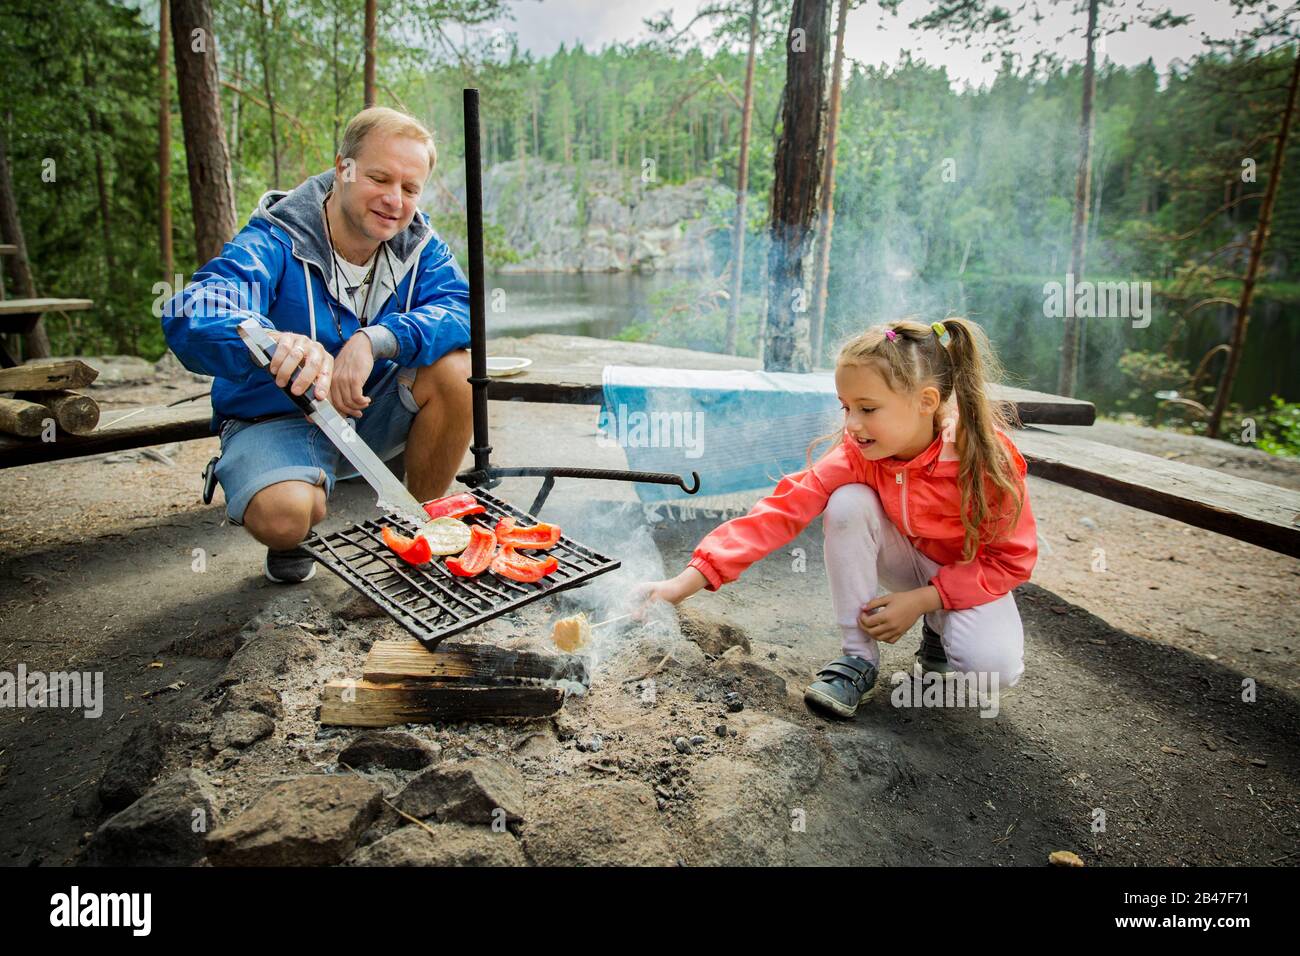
left=214, top=364, right=420, bottom=524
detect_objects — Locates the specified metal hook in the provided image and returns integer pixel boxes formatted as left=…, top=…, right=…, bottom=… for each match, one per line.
left=678, top=471, right=701, bottom=494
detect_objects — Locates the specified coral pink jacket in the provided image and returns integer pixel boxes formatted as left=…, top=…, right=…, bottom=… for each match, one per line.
left=688, top=421, right=1038, bottom=610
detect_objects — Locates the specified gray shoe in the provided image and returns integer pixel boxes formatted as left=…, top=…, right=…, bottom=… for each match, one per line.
left=264, top=546, right=317, bottom=584
left=913, top=620, right=955, bottom=678
left=804, top=655, right=878, bottom=719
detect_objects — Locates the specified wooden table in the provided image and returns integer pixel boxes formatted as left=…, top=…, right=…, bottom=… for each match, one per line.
left=0, top=298, right=94, bottom=366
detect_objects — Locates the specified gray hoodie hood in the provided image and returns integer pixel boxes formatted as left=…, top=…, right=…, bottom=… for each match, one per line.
left=251, top=169, right=437, bottom=312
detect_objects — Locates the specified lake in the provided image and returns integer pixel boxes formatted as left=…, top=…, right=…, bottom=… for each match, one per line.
left=486, top=271, right=1299, bottom=417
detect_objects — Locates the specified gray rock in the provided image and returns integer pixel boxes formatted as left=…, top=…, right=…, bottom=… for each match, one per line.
left=685, top=715, right=828, bottom=865
left=215, top=684, right=283, bottom=719
left=724, top=691, right=745, bottom=712
left=674, top=737, right=693, bottom=754
left=97, top=722, right=168, bottom=813
left=348, top=823, right=527, bottom=866
left=338, top=731, right=439, bottom=771
left=678, top=607, right=753, bottom=656
left=521, top=781, right=674, bottom=866
left=431, top=160, right=731, bottom=274
left=218, top=624, right=318, bottom=688
left=333, top=591, right=386, bottom=621
left=393, top=757, right=526, bottom=826
left=209, top=710, right=275, bottom=751
left=206, top=775, right=383, bottom=866
left=84, top=770, right=219, bottom=866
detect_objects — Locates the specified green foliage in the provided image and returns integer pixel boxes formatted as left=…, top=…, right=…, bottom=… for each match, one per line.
left=2, top=0, right=1298, bottom=464
left=1237, top=396, right=1300, bottom=458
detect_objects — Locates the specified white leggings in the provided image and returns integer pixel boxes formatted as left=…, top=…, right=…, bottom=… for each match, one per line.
left=822, top=484, right=1025, bottom=687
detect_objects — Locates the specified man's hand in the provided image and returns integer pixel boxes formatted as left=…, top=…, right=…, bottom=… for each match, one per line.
left=858, top=586, right=942, bottom=644
left=331, top=333, right=376, bottom=418
left=266, top=331, right=332, bottom=401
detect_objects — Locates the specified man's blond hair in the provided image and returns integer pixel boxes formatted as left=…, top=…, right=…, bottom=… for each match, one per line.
left=338, top=107, right=437, bottom=177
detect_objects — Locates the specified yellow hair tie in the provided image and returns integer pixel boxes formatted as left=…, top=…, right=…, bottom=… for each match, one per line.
left=930, top=321, right=947, bottom=338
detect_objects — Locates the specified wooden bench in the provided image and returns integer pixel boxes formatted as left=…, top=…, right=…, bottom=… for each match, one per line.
left=1015, top=425, right=1300, bottom=559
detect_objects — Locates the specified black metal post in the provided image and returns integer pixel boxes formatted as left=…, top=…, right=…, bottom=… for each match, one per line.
left=463, top=88, right=492, bottom=480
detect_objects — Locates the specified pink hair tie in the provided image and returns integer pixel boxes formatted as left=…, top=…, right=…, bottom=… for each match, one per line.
left=883, top=328, right=897, bottom=342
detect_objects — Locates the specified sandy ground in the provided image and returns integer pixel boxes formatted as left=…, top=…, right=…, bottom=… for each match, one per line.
left=0, top=343, right=1296, bottom=866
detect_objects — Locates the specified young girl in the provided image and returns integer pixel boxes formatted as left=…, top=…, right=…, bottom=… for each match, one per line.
left=637, top=317, right=1037, bottom=719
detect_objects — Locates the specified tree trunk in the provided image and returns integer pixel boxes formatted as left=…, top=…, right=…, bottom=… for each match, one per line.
left=725, top=0, right=760, bottom=356
left=763, top=0, right=830, bottom=373
left=84, top=55, right=125, bottom=350
left=1207, top=49, right=1300, bottom=439
left=159, top=0, right=174, bottom=282
left=0, top=124, right=48, bottom=359
left=331, top=1, right=341, bottom=151
left=363, top=0, right=377, bottom=109
left=257, top=0, right=280, bottom=189
left=1057, top=0, right=1098, bottom=397
left=809, top=0, right=849, bottom=366
left=170, top=0, right=237, bottom=266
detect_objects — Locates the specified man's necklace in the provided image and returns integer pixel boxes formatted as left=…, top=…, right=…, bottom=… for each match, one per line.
left=323, top=193, right=382, bottom=323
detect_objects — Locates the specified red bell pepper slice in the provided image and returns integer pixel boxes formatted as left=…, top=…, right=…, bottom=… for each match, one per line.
left=422, top=493, right=486, bottom=520
left=494, top=515, right=561, bottom=549
left=490, top=546, right=558, bottom=583
left=445, top=524, right=497, bottom=577
left=382, top=525, right=433, bottom=566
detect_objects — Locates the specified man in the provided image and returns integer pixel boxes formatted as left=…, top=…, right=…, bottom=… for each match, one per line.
left=163, top=107, right=473, bottom=583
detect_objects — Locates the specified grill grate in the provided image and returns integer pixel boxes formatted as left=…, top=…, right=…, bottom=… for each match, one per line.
left=302, top=488, right=620, bottom=650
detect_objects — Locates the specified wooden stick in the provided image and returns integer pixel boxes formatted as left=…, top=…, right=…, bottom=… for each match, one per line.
left=590, top=611, right=633, bottom=629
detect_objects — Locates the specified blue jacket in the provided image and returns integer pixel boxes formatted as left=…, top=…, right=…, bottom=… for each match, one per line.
left=162, top=169, right=471, bottom=427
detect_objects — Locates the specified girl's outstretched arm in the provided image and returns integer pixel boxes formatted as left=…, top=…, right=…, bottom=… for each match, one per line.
left=656, top=440, right=864, bottom=600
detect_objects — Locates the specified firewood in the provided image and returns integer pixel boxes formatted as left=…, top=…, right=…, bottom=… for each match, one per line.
left=0, top=359, right=98, bottom=392
left=16, top=390, right=100, bottom=435
left=319, top=679, right=564, bottom=727
left=0, top=397, right=50, bottom=437
left=362, top=639, right=586, bottom=685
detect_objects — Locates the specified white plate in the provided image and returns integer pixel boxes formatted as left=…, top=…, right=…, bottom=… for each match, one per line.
left=485, top=356, right=533, bottom=377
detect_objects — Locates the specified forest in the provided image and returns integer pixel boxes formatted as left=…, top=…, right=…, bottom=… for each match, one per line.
left=1, top=0, right=1297, bottom=452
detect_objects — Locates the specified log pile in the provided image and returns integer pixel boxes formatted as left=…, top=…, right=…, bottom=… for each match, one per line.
left=0, top=360, right=100, bottom=438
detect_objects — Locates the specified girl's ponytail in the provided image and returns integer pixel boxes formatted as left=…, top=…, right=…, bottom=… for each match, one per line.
left=939, top=317, right=1025, bottom=561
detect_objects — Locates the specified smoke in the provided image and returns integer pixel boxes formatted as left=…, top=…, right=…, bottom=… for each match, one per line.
left=533, top=498, right=681, bottom=681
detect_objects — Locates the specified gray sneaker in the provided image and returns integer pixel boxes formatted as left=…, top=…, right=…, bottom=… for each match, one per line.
left=264, top=546, right=317, bottom=584
left=913, top=620, right=955, bottom=678
left=804, top=655, right=878, bottom=719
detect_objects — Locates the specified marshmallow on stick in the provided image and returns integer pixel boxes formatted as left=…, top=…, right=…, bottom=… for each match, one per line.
left=552, top=613, right=592, bottom=652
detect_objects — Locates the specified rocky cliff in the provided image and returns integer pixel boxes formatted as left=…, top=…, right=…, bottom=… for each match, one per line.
left=428, top=159, right=733, bottom=273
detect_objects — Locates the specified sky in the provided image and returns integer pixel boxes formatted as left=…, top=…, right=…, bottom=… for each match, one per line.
left=498, top=0, right=1280, bottom=88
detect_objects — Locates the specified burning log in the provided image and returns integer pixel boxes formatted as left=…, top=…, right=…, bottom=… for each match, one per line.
left=319, top=680, right=564, bottom=727
left=319, top=639, right=587, bottom=727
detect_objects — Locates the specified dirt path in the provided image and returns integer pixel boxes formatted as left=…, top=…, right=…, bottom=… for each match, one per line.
left=0, top=345, right=1296, bottom=866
